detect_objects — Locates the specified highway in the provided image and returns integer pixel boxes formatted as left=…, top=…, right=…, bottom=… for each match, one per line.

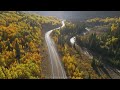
left=45, top=20, right=67, bottom=79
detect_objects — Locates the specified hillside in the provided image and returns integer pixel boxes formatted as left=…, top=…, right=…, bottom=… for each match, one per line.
left=0, top=11, right=61, bottom=79
left=51, top=16, right=120, bottom=79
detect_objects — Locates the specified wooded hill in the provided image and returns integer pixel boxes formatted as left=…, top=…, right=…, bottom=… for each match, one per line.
left=0, top=11, right=61, bottom=79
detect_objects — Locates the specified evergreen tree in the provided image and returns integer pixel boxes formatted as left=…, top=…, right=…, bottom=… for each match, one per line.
left=15, top=41, right=20, bottom=63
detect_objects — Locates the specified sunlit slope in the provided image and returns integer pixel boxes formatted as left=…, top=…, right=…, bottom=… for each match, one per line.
left=0, top=11, right=61, bottom=79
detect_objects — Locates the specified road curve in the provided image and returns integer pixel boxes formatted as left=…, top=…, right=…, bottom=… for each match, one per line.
left=70, top=27, right=93, bottom=59
left=70, top=27, right=120, bottom=79
left=45, top=20, right=67, bottom=79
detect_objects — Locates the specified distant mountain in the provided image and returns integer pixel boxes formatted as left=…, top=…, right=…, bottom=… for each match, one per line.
left=23, top=11, right=65, bottom=19
left=68, top=11, right=120, bottom=21
left=23, top=11, right=120, bottom=21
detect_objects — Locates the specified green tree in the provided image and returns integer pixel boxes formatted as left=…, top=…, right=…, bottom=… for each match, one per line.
left=15, top=41, right=21, bottom=63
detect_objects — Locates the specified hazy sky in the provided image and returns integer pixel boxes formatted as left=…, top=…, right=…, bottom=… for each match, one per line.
left=25, top=11, right=65, bottom=18
left=24, top=11, right=120, bottom=20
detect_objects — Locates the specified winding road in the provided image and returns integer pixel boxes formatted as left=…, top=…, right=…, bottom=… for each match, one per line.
left=45, top=20, right=67, bottom=79
left=70, top=27, right=93, bottom=59
left=70, top=27, right=120, bottom=79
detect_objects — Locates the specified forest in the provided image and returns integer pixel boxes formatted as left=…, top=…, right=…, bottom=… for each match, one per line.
left=0, top=11, right=61, bottom=79
left=0, top=11, right=120, bottom=79
left=51, top=21, right=102, bottom=79
left=51, top=17, right=120, bottom=79
left=80, top=17, right=120, bottom=68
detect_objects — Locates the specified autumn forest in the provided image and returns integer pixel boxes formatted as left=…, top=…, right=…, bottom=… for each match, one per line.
left=0, top=11, right=120, bottom=79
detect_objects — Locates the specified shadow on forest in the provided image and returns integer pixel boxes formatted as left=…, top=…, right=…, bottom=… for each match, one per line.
left=101, top=66, right=112, bottom=78
left=92, top=56, right=120, bottom=79
left=72, top=42, right=120, bottom=79
left=92, top=65, right=101, bottom=77
left=92, top=60, right=112, bottom=79
left=92, top=65, right=112, bottom=78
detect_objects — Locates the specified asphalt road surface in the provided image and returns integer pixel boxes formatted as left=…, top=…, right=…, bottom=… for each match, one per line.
left=45, top=20, right=67, bottom=79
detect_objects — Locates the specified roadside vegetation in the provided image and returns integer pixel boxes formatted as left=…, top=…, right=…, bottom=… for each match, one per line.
left=0, top=11, right=61, bottom=79
left=51, top=17, right=120, bottom=79
left=51, top=21, right=103, bottom=79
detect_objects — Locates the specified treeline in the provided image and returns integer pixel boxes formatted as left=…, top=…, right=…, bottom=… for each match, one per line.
left=0, top=11, right=61, bottom=79
left=86, top=17, right=120, bottom=27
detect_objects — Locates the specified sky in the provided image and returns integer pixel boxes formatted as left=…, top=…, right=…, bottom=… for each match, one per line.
left=24, top=11, right=120, bottom=20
